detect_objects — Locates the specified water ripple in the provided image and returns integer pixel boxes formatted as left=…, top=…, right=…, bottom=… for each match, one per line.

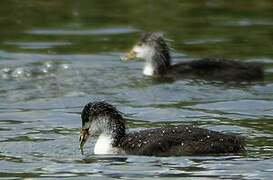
left=26, top=27, right=139, bottom=36
left=4, top=41, right=72, bottom=49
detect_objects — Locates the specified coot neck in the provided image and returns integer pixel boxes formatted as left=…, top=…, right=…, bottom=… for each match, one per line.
left=144, top=49, right=171, bottom=76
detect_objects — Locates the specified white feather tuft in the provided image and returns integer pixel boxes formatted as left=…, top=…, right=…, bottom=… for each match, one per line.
left=94, top=134, right=117, bottom=154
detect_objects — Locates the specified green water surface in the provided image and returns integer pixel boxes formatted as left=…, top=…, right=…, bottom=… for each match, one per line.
left=0, top=0, right=273, bottom=179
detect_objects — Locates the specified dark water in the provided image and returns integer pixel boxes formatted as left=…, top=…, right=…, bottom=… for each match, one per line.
left=0, top=0, right=273, bottom=179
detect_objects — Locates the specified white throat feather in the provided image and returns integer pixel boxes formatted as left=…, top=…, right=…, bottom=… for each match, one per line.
left=94, top=133, right=117, bottom=154
left=143, top=63, right=155, bottom=76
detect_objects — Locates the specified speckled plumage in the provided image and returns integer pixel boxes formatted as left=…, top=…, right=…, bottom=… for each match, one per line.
left=119, top=125, right=245, bottom=156
left=80, top=101, right=246, bottom=156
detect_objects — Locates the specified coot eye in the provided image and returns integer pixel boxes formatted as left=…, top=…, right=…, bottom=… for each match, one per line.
left=137, top=42, right=143, bottom=46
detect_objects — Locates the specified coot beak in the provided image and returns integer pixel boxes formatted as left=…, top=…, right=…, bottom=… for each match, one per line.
left=79, top=128, right=90, bottom=155
left=121, top=49, right=137, bottom=61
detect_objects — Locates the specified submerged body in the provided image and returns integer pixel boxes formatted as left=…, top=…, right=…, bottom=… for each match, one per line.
left=79, top=101, right=245, bottom=156
left=119, top=126, right=244, bottom=156
left=122, top=32, right=264, bottom=82
left=167, top=58, right=263, bottom=82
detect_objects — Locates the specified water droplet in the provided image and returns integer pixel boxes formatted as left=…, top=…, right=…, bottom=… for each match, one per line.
left=13, top=68, right=23, bottom=76
left=62, top=64, right=69, bottom=69
left=2, top=68, right=11, bottom=73
left=12, top=67, right=29, bottom=78
left=45, top=62, right=52, bottom=68
left=41, top=68, right=48, bottom=73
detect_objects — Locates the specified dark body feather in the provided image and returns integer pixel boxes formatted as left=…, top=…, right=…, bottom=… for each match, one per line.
left=166, top=58, right=264, bottom=82
left=118, top=125, right=245, bottom=156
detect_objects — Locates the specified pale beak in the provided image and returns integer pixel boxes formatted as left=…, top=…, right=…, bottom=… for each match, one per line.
left=79, top=128, right=90, bottom=155
left=121, top=49, right=137, bottom=61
